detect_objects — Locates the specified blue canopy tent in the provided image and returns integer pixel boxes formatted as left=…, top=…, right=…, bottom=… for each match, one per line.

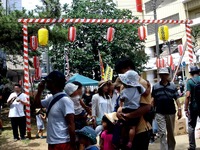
left=67, top=74, right=98, bottom=86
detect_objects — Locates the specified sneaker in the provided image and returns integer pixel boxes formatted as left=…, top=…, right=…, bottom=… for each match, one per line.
left=40, top=136, right=45, bottom=139
left=14, top=138, right=19, bottom=142
left=36, top=134, right=40, bottom=138
left=21, top=137, right=28, bottom=140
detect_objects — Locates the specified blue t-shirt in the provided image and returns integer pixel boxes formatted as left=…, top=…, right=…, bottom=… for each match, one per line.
left=120, top=86, right=145, bottom=110
left=41, top=92, right=74, bottom=144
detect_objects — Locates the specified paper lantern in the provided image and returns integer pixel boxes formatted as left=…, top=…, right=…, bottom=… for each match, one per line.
left=30, top=36, right=38, bottom=51
left=33, top=56, right=39, bottom=69
left=158, top=25, right=169, bottom=41
left=138, top=26, right=146, bottom=41
left=178, top=44, right=183, bottom=56
left=107, top=27, right=115, bottom=42
left=171, top=64, right=175, bottom=71
left=160, top=58, right=165, bottom=68
left=167, top=55, right=173, bottom=66
left=136, top=0, right=143, bottom=12
left=156, top=58, right=160, bottom=68
left=38, top=28, right=48, bottom=46
left=68, top=26, right=76, bottom=42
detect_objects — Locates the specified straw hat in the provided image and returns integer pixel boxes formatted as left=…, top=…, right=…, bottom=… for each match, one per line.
left=104, top=112, right=118, bottom=124
left=35, top=108, right=41, bottom=114
left=98, top=80, right=107, bottom=89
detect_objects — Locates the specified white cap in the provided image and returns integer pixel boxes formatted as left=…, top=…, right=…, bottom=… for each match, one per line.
left=64, top=83, right=78, bottom=96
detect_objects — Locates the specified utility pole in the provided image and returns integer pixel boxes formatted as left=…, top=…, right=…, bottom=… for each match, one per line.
left=152, top=0, right=160, bottom=80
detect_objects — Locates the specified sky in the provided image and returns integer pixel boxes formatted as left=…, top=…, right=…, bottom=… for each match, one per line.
left=22, top=0, right=72, bottom=11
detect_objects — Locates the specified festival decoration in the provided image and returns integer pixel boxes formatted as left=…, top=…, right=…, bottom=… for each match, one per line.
left=136, top=0, right=143, bottom=12
left=167, top=55, right=173, bottom=66
left=138, top=26, right=146, bottom=40
left=178, top=44, right=183, bottom=56
left=106, top=27, right=115, bottom=42
left=68, top=26, right=76, bottom=42
left=156, top=58, right=160, bottom=68
left=160, top=58, right=165, bottom=68
left=38, top=28, right=48, bottom=46
left=30, top=36, right=38, bottom=51
left=158, top=25, right=169, bottom=41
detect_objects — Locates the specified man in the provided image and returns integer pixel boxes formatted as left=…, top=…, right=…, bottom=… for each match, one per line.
left=115, top=57, right=152, bottom=150
left=7, top=84, right=28, bottom=141
left=34, top=71, right=76, bottom=150
left=152, top=67, right=182, bottom=150
left=185, top=66, right=200, bottom=150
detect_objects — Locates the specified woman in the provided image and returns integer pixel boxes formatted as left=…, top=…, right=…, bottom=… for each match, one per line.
left=82, top=87, right=92, bottom=107
left=107, top=80, right=120, bottom=112
left=91, top=81, right=113, bottom=135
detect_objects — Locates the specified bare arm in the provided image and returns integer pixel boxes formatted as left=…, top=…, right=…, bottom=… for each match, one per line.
left=124, top=104, right=152, bottom=119
left=184, top=91, right=190, bottom=117
left=184, top=91, right=190, bottom=111
left=65, top=114, right=76, bottom=147
left=142, top=80, right=151, bottom=97
left=80, top=99, right=91, bottom=115
left=34, top=81, right=45, bottom=108
left=18, top=99, right=29, bottom=106
left=175, top=98, right=182, bottom=119
left=100, top=137, right=104, bottom=150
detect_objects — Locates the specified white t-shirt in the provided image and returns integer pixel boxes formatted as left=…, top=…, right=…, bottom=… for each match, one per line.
left=41, top=92, right=74, bottom=144
left=92, top=94, right=113, bottom=124
left=7, top=92, right=27, bottom=118
left=121, top=86, right=145, bottom=110
left=70, top=97, right=84, bottom=115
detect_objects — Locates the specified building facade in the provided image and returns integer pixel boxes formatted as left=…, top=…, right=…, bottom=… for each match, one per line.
left=116, top=0, right=200, bottom=85
left=1, top=0, right=22, bottom=13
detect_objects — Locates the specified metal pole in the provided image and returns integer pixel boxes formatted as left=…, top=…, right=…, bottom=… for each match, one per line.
left=168, top=41, right=173, bottom=80
left=153, top=0, right=160, bottom=80
left=46, top=47, right=50, bottom=74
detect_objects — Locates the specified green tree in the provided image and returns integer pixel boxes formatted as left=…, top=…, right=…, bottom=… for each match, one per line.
left=50, top=0, right=148, bottom=80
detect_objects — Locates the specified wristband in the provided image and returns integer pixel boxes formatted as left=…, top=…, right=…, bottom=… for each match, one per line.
left=178, top=108, right=182, bottom=110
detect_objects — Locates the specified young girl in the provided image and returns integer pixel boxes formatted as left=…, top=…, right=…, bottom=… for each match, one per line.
left=118, top=70, right=145, bottom=149
left=35, top=108, right=46, bottom=139
left=76, top=126, right=99, bottom=150
left=100, top=112, right=118, bottom=150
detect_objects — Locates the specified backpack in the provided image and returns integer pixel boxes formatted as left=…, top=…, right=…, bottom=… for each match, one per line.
left=190, top=78, right=200, bottom=109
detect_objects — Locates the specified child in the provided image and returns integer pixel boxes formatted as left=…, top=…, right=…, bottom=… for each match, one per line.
left=118, top=70, right=145, bottom=149
left=100, top=112, right=118, bottom=150
left=76, top=126, right=99, bottom=150
left=65, top=82, right=89, bottom=129
left=35, top=108, right=46, bottom=139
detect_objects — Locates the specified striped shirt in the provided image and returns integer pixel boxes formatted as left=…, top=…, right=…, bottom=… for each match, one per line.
left=152, top=82, right=179, bottom=114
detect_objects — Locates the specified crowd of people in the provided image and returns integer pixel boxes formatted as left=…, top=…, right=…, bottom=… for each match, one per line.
left=2, top=57, right=200, bottom=150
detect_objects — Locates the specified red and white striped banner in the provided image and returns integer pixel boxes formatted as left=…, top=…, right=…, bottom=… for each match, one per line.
left=186, top=24, right=193, bottom=64
left=18, top=18, right=193, bottom=25
left=23, top=23, right=31, bottom=133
